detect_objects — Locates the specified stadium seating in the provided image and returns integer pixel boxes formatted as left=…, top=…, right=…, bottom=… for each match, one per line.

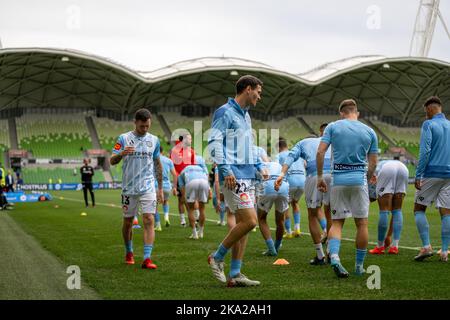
left=16, top=114, right=92, bottom=158
left=0, top=119, right=10, bottom=152
left=301, top=115, right=340, bottom=134
left=21, top=167, right=106, bottom=184
left=371, top=120, right=421, bottom=157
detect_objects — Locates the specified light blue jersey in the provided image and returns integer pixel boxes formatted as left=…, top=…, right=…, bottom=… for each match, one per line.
left=416, top=113, right=450, bottom=179
left=208, top=98, right=262, bottom=182
left=195, top=155, right=209, bottom=175
left=159, top=155, right=175, bottom=191
left=259, top=162, right=289, bottom=196
left=284, top=137, right=332, bottom=177
left=178, top=165, right=209, bottom=188
left=254, top=145, right=268, bottom=163
left=112, top=131, right=160, bottom=195
left=321, top=119, right=378, bottom=186
left=277, top=151, right=306, bottom=188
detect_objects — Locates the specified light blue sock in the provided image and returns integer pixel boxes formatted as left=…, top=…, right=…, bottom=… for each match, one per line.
left=275, top=239, right=283, bottom=252
left=219, top=202, right=225, bottom=222
left=229, top=259, right=242, bottom=278
left=391, top=209, right=403, bottom=242
left=293, top=211, right=300, bottom=225
left=265, top=238, right=276, bottom=253
left=143, top=244, right=153, bottom=260
left=328, top=238, right=341, bottom=265
left=356, top=248, right=367, bottom=268
left=441, top=215, right=450, bottom=252
left=154, top=211, right=161, bottom=224
left=163, top=204, right=169, bottom=218
left=125, top=240, right=133, bottom=253
left=378, top=210, right=389, bottom=245
left=213, top=243, right=229, bottom=261
left=284, top=217, right=292, bottom=233
left=319, top=218, right=327, bottom=231
left=415, top=211, right=430, bottom=247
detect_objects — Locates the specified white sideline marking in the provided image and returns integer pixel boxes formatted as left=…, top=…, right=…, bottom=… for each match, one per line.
left=58, top=196, right=421, bottom=251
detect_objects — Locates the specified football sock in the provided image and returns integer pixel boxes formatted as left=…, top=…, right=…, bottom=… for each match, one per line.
left=163, top=204, right=169, bottom=220
left=319, top=218, right=327, bottom=231
left=355, top=248, right=367, bottom=269
left=392, top=209, right=403, bottom=246
left=315, top=243, right=325, bottom=260
left=229, top=259, right=242, bottom=278
left=293, top=211, right=300, bottom=230
left=328, top=238, right=341, bottom=265
left=125, top=240, right=133, bottom=253
left=415, top=211, right=431, bottom=248
left=143, top=244, right=153, bottom=260
left=441, top=215, right=450, bottom=253
left=213, top=243, right=229, bottom=261
left=284, top=218, right=292, bottom=234
left=275, top=239, right=283, bottom=252
left=378, top=210, right=389, bottom=247
left=265, top=238, right=276, bottom=253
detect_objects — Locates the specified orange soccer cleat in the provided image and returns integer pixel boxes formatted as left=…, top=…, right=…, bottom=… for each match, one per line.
left=141, top=258, right=157, bottom=269
left=388, top=246, right=399, bottom=255
left=125, top=252, right=135, bottom=265
left=369, top=246, right=385, bottom=255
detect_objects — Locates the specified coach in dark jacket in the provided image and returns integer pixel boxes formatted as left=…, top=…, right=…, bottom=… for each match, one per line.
left=80, top=158, right=95, bottom=207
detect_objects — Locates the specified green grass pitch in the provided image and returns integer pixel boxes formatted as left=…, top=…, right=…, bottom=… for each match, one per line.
left=6, top=185, right=450, bottom=300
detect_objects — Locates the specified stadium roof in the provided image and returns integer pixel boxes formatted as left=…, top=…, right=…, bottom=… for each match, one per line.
left=0, top=47, right=449, bottom=125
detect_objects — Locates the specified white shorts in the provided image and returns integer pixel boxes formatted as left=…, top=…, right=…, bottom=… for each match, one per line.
left=257, top=193, right=289, bottom=213
left=376, top=162, right=409, bottom=197
left=330, top=185, right=369, bottom=220
left=185, top=179, right=210, bottom=203
left=305, top=174, right=331, bottom=209
left=222, top=179, right=256, bottom=213
left=415, top=178, right=450, bottom=209
left=288, top=186, right=304, bottom=202
left=122, top=193, right=157, bottom=218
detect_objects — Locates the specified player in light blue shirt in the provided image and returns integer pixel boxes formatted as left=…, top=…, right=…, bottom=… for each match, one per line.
left=413, top=96, right=450, bottom=262
left=275, top=124, right=332, bottom=265
left=110, top=108, right=164, bottom=270
left=276, top=138, right=305, bottom=238
left=178, top=164, right=211, bottom=239
left=154, top=146, right=177, bottom=229
left=316, top=99, right=378, bottom=278
left=256, top=161, right=289, bottom=256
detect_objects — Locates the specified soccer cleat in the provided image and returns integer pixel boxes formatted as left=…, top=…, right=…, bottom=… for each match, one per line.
left=331, top=263, right=350, bottom=278
left=181, top=222, right=186, bottom=227
left=354, top=265, right=366, bottom=276
left=388, top=246, right=399, bottom=254
left=310, top=256, right=326, bottom=265
left=125, top=252, right=135, bottom=265
left=439, top=252, right=448, bottom=262
left=437, top=249, right=450, bottom=255
left=262, top=250, right=277, bottom=256
left=189, top=233, right=199, bottom=240
left=155, top=224, right=162, bottom=232
left=141, top=258, right=157, bottom=269
left=414, top=247, right=433, bottom=262
left=217, top=220, right=222, bottom=225
left=165, top=219, right=170, bottom=227
left=369, top=246, right=385, bottom=255
left=227, top=273, right=260, bottom=287
left=208, top=254, right=226, bottom=283
left=283, top=232, right=294, bottom=239
left=294, top=229, right=301, bottom=237
left=220, top=221, right=226, bottom=226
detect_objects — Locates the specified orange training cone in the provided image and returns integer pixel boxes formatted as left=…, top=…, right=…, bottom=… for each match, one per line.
left=273, top=258, right=290, bottom=265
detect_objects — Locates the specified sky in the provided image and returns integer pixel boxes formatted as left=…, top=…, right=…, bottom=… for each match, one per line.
left=0, top=0, right=449, bottom=73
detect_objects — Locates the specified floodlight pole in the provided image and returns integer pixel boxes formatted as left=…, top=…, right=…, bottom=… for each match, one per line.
left=409, top=0, right=449, bottom=57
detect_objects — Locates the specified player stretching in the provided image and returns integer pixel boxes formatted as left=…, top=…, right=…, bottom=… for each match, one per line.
left=110, top=108, right=164, bottom=269
left=275, top=124, right=332, bottom=265
left=276, top=138, right=305, bottom=238
left=369, top=157, right=408, bottom=255
left=207, top=75, right=267, bottom=287
left=178, top=164, right=211, bottom=239
left=257, top=161, right=289, bottom=256
left=413, top=96, right=450, bottom=262
left=316, top=99, right=378, bottom=277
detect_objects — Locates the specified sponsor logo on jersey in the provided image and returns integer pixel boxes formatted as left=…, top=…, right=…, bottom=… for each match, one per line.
left=114, top=143, right=122, bottom=151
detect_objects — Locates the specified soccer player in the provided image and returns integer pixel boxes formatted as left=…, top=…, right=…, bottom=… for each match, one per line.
left=276, top=138, right=305, bottom=238
left=80, top=158, right=95, bottom=208
left=170, top=133, right=196, bottom=227
left=275, top=125, right=332, bottom=265
left=207, top=75, right=267, bottom=287
left=316, top=99, right=378, bottom=277
left=369, top=157, right=408, bottom=255
left=156, top=146, right=178, bottom=228
left=110, top=108, right=164, bottom=270
left=257, top=161, right=289, bottom=256
left=413, top=96, right=450, bottom=262
left=178, top=164, right=211, bottom=239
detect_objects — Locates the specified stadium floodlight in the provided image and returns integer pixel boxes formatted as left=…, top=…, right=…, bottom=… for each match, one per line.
left=61, top=56, right=70, bottom=62
left=230, top=70, right=239, bottom=76
left=382, top=63, right=390, bottom=69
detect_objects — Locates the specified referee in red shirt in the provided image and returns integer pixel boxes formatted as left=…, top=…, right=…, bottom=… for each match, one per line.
left=170, top=133, right=196, bottom=226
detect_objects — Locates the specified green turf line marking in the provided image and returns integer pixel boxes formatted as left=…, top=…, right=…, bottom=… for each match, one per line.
left=58, top=196, right=421, bottom=252
left=0, top=213, right=101, bottom=300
